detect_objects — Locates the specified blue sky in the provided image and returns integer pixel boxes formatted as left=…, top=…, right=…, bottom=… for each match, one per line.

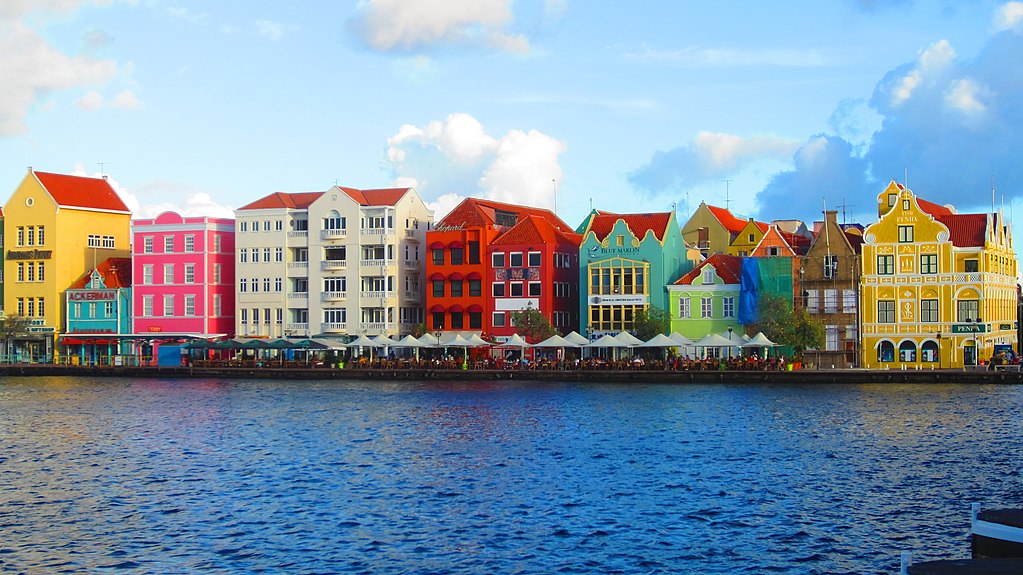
left=4, top=0, right=1023, bottom=231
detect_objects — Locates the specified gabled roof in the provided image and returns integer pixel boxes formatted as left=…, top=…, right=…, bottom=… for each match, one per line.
left=68, top=257, right=132, bottom=289
left=491, top=215, right=583, bottom=247
left=337, top=187, right=409, bottom=206
left=237, top=191, right=323, bottom=210
left=34, top=171, right=130, bottom=213
left=918, top=197, right=954, bottom=218
left=706, top=205, right=768, bottom=234
left=438, top=197, right=573, bottom=233
left=844, top=231, right=864, bottom=253
left=937, top=213, right=987, bottom=247
left=675, top=253, right=743, bottom=285
left=586, top=212, right=673, bottom=242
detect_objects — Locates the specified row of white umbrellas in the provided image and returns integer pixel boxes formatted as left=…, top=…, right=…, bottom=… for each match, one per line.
left=345, top=330, right=778, bottom=350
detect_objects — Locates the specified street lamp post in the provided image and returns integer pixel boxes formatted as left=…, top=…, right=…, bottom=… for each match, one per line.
left=727, top=326, right=733, bottom=360
left=936, top=332, right=942, bottom=369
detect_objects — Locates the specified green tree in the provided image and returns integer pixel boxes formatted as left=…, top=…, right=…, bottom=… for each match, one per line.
left=0, top=314, right=32, bottom=363
left=510, top=303, right=556, bottom=343
left=632, top=306, right=670, bottom=340
left=751, top=293, right=824, bottom=359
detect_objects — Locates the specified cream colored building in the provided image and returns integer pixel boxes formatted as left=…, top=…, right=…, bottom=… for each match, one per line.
left=234, top=186, right=433, bottom=339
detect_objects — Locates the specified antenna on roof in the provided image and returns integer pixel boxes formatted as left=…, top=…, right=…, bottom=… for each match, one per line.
left=98, top=162, right=110, bottom=179
left=552, top=179, right=557, bottom=215
left=723, top=180, right=733, bottom=210
left=992, top=175, right=996, bottom=215
left=835, top=199, right=855, bottom=224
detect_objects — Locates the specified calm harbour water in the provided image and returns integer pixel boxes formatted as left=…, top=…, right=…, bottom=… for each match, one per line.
left=0, top=377, right=1021, bottom=574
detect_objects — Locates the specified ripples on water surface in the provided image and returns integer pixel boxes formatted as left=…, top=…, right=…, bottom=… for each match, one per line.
left=0, top=377, right=1021, bottom=574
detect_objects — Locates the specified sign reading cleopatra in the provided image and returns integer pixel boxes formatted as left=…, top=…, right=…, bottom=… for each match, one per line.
left=68, top=290, right=117, bottom=302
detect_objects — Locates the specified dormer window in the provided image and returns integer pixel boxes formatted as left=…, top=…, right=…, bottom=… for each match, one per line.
left=702, top=267, right=715, bottom=285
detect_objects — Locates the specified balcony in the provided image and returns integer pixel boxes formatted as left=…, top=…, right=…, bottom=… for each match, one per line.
left=359, top=259, right=396, bottom=274
left=360, top=228, right=395, bottom=244
left=403, top=260, right=420, bottom=271
left=360, top=290, right=391, bottom=300
left=404, top=229, right=418, bottom=239
left=288, top=292, right=309, bottom=302
left=360, top=322, right=387, bottom=333
left=320, top=229, right=347, bottom=241
left=286, top=322, right=309, bottom=333
left=321, top=260, right=347, bottom=271
left=403, top=290, right=421, bottom=302
left=321, top=322, right=347, bottom=333
left=321, top=291, right=347, bottom=302
left=288, top=261, right=309, bottom=270
left=287, top=231, right=308, bottom=239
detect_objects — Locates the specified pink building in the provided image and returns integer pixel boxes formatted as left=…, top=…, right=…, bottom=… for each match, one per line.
left=131, top=212, right=236, bottom=345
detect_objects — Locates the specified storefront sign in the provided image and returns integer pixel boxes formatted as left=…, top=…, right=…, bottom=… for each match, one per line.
left=6, top=249, right=52, bottom=260
left=68, top=290, right=117, bottom=302
left=588, top=294, right=648, bottom=305
left=951, top=323, right=986, bottom=334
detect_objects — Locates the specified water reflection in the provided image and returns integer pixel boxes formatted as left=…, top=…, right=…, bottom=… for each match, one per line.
left=0, top=377, right=1021, bottom=574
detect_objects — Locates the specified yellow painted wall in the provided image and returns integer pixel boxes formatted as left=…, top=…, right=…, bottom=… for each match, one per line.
left=3, top=173, right=130, bottom=337
left=860, top=182, right=1017, bottom=368
left=727, top=219, right=765, bottom=256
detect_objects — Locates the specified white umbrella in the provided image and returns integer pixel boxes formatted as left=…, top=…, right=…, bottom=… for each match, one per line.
left=533, top=334, right=580, bottom=348
left=563, top=331, right=590, bottom=346
left=694, top=332, right=734, bottom=359
left=742, top=332, right=779, bottom=347
left=417, top=333, right=441, bottom=346
left=347, top=334, right=379, bottom=347
left=614, top=331, right=644, bottom=346
left=465, top=333, right=493, bottom=347
left=669, top=332, right=694, bottom=346
left=373, top=334, right=401, bottom=347
left=637, top=333, right=679, bottom=348
left=586, top=333, right=632, bottom=361
left=395, top=334, right=429, bottom=360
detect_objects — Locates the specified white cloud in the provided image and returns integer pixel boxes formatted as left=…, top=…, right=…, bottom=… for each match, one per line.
left=111, top=89, right=143, bottom=109
left=994, top=1, right=1023, bottom=32
left=425, top=192, right=464, bottom=221
left=887, top=39, right=956, bottom=106
left=255, top=18, right=295, bottom=41
left=694, top=131, right=799, bottom=172
left=624, top=45, right=830, bottom=67
left=944, top=78, right=989, bottom=115
left=385, top=113, right=566, bottom=215
left=132, top=192, right=236, bottom=220
left=0, top=2, right=118, bottom=135
left=352, top=0, right=530, bottom=53
left=75, top=90, right=104, bottom=110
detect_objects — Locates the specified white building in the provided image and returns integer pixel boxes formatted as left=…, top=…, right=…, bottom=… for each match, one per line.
left=234, top=186, right=433, bottom=339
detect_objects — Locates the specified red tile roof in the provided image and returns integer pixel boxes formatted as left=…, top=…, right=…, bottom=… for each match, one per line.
left=237, top=191, right=324, bottom=210
left=438, top=197, right=573, bottom=233
left=34, top=171, right=130, bottom=213
left=918, top=197, right=954, bottom=218
left=587, top=212, right=673, bottom=242
left=69, top=257, right=132, bottom=289
left=937, top=213, right=987, bottom=247
left=338, top=187, right=409, bottom=206
left=491, top=215, right=583, bottom=247
left=675, top=253, right=743, bottom=285
left=706, top=205, right=768, bottom=234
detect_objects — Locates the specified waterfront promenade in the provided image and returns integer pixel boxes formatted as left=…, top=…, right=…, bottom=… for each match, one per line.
left=1, top=362, right=1019, bottom=384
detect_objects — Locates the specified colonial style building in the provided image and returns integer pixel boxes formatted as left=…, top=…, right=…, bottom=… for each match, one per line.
left=235, top=185, right=432, bottom=340
left=424, top=198, right=579, bottom=341
left=800, top=210, right=863, bottom=368
left=860, top=181, right=1017, bottom=368
left=681, top=202, right=766, bottom=257
left=668, top=253, right=743, bottom=345
left=62, top=257, right=132, bottom=364
left=131, top=212, right=236, bottom=351
left=577, top=210, right=693, bottom=338
left=3, top=169, right=131, bottom=362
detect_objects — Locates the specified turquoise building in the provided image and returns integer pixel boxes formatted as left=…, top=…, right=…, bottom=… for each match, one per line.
left=576, top=211, right=693, bottom=338
left=62, top=257, right=132, bottom=365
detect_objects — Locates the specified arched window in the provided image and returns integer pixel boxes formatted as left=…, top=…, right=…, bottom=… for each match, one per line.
left=920, top=340, right=938, bottom=362
left=899, top=340, right=917, bottom=362
left=323, top=210, right=344, bottom=231
left=878, top=341, right=895, bottom=363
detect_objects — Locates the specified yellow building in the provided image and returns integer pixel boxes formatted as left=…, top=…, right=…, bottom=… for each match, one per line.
left=3, top=169, right=131, bottom=362
left=860, top=181, right=1017, bottom=368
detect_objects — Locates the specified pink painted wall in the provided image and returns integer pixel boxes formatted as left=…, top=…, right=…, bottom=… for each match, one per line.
left=132, top=212, right=236, bottom=337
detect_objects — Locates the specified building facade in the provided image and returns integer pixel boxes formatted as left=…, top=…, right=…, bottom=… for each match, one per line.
left=860, top=181, right=1017, bottom=368
left=577, top=211, right=692, bottom=338
left=668, top=253, right=743, bottom=346
left=62, top=257, right=132, bottom=364
left=2, top=169, right=131, bottom=362
left=235, top=186, right=432, bottom=340
left=131, top=212, right=236, bottom=346
left=800, top=210, right=862, bottom=368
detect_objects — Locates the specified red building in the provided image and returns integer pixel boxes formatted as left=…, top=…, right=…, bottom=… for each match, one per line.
left=425, top=199, right=580, bottom=341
